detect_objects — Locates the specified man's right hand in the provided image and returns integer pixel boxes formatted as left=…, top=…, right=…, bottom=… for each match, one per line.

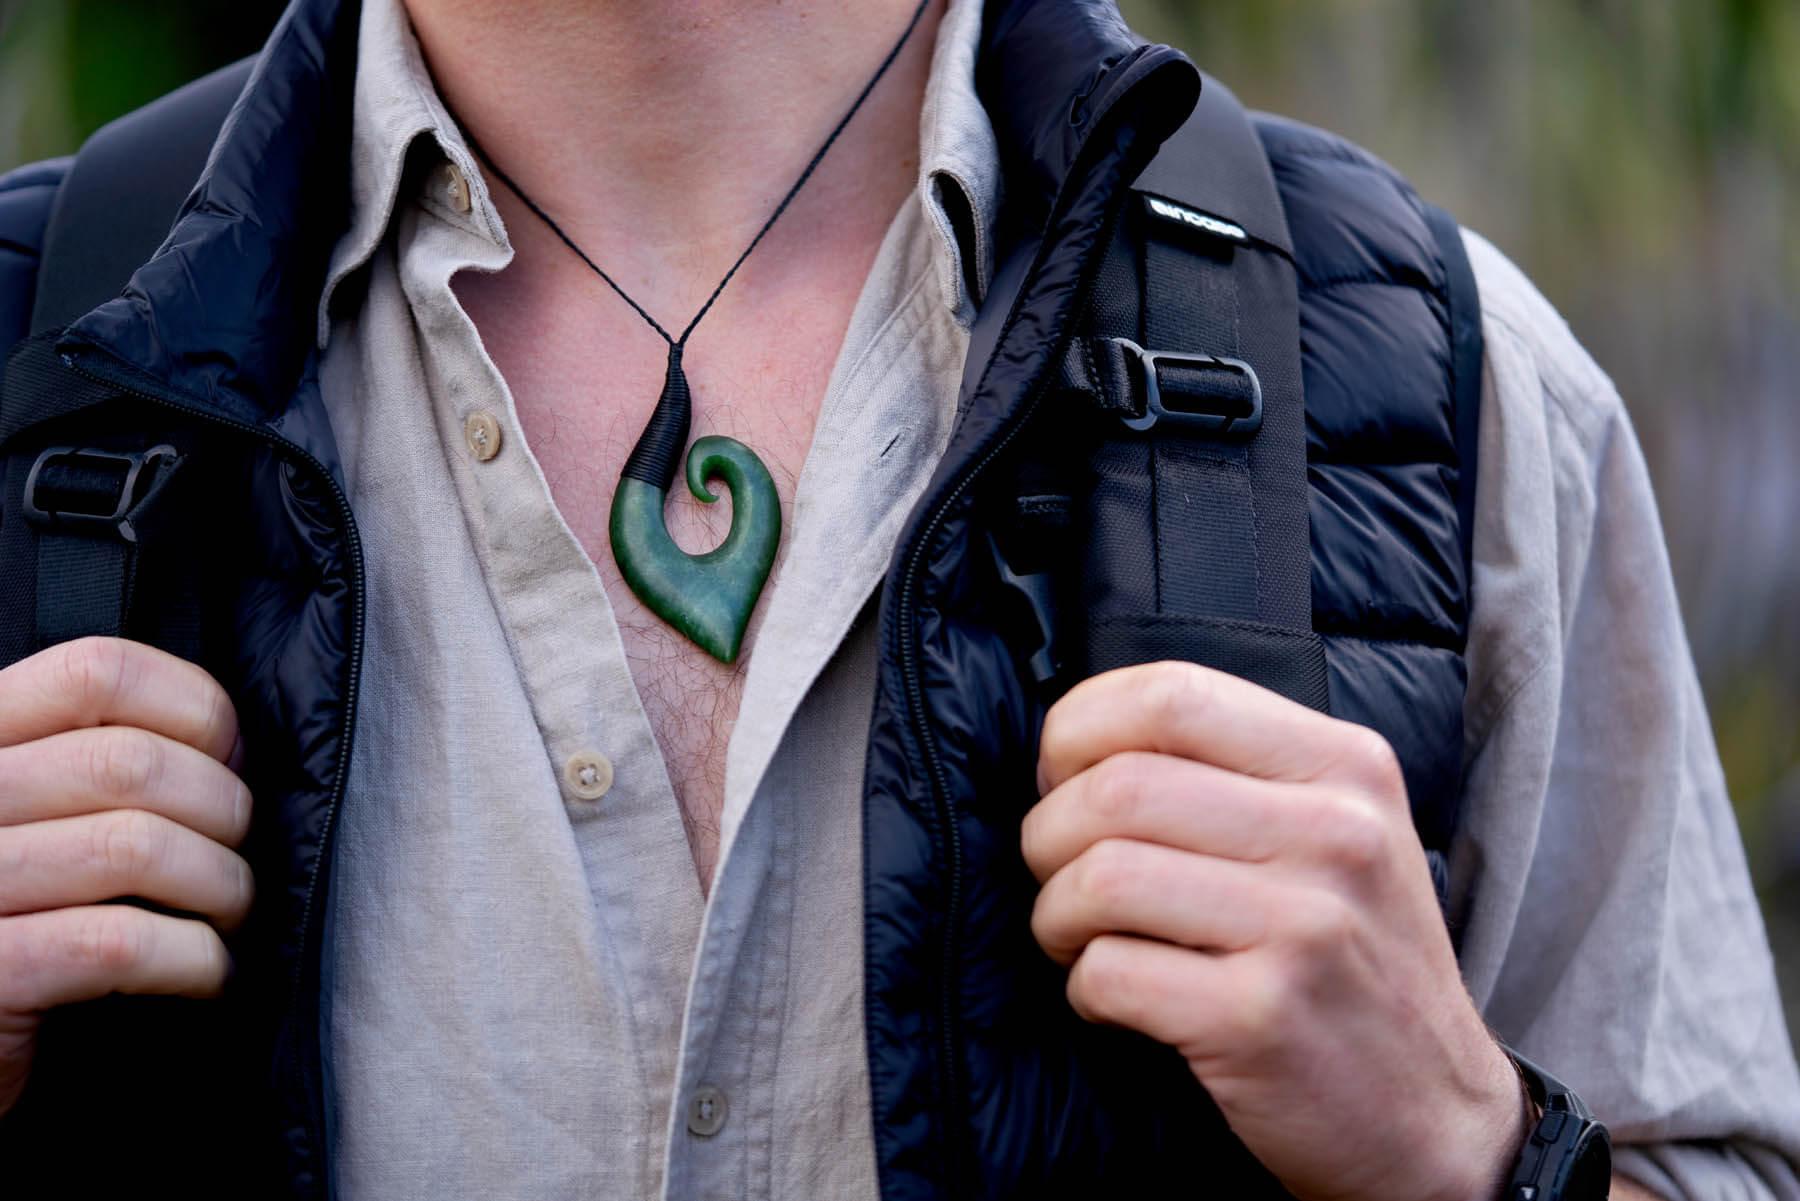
left=0, top=638, right=253, bottom=1118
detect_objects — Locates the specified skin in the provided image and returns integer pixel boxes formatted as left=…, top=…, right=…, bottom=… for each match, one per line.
left=0, top=639, right=251, bottom=1117
left=1027, top=660, right=1659, bottom=1200
left=0, top=7, right=1668, bottom=1195
left=412, top=0, right=939, bottom=887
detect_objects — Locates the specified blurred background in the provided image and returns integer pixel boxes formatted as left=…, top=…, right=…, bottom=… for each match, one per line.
left=1, top=1, right=1795, bottom=1037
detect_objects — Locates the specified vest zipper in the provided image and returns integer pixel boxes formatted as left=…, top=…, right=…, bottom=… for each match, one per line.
left=895, top=397, right=1040, bottom=1190
left=895, top=188, right=1134, bottom=1201
left=888, top=45, right=1193, bottom=1191
left=61, top=349, right=365, bottom=1197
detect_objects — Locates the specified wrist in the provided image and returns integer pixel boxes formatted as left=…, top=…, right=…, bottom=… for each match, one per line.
left=1426, top=1037, right=1536, bottom=1201
left=1487, top=1049, right=1541, bottom=1200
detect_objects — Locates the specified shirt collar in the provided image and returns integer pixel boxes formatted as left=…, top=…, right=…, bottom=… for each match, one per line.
left=318, top=0, right=1001, bottom=348
left=917, top=0, right=1003, bottom=325
left=315, top=0, right=502, bottom=348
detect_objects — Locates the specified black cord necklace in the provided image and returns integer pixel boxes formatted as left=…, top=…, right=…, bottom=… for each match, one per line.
left=470, top=0, right=932, bottom=664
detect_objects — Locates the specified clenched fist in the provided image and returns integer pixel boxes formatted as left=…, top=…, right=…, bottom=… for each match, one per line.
left=1024, top=661, right=1528, bottom=1201
left=0, top=638, right=252, bottom=1118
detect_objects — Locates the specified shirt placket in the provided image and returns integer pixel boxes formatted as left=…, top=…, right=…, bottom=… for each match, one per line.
left=403, top=165, right=709, bottom=1196
left=661, top=205, right=966, bottom=1201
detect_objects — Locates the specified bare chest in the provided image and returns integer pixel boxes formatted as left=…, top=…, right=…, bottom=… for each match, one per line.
left=455, top=269, right=850, bottom=885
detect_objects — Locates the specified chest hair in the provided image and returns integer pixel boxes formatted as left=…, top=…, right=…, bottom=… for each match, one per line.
left=456, top=265, right=855, bottom=888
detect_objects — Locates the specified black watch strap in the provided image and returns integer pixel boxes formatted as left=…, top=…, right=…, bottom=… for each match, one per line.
left=1505, top=1048, right=1613, bottom=1201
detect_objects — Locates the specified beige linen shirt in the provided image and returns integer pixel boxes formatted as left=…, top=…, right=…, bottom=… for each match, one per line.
left=315, top=0, right=1800, bottom=1198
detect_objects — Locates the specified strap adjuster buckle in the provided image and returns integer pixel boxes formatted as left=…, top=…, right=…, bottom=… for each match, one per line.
left=986, top=528, right=1061, bottom=684
left=21, top=445, right=182, bottom=544
left=1116, top=340, right=1263, bottom=439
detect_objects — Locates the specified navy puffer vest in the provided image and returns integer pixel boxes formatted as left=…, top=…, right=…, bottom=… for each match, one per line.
left=0, top=0, right=1472, bottom=1195
left=860, top=7, right=1473, bottom=1200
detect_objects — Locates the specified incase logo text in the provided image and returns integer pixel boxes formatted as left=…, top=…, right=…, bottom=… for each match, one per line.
left=1144, top=195, right=1250, bottom=244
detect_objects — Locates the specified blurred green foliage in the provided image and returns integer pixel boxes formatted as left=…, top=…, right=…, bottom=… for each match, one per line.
left=0, top=1, right=281, bottom=165
left=2, top=0, right=1796, bottom=1030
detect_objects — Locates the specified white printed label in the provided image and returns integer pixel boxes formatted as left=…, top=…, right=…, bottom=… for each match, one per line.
left=1144, top=195, right=1250, bottom=243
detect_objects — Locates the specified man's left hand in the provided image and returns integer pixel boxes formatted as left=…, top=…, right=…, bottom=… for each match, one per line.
left=1023, top=661, right=1527, bottom=1201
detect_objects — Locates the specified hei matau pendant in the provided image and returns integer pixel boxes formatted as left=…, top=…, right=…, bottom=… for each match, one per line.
left=470, top=0, right=930, bottom=662
left=608, top=345, right=781, bottom=663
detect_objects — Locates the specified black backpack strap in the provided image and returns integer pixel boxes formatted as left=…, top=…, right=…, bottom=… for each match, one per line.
left=0, top=336, right=197, bottom=665
left=0, top=60, right=245, bottom=665
left=1066, top=72, right=1329, bottom=710
left=30, top=58, right=251, bottom=335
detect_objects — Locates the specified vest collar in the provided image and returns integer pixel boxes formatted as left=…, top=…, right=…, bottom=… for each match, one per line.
left=59, top=0, right=1195, bottom=430
left=61, top=0, right=356, bottom=426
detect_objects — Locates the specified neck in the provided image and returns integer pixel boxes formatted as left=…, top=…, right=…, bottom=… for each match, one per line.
left=405, top=0, right=940, bottom=295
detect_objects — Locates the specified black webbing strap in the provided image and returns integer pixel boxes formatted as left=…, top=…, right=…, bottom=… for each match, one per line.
left=1143, top=231, right=1259, bottom=620
left=2, top=60, right=243, bottom=666
left=36, top=533, right=135, bottom=645
left=1, top=337, right=198, bottom=667
left=2, top=338, right=110, bottom=664
left=1075, top=74, right=1328, bottom=710
left=25, top=445, right=185, bottom=647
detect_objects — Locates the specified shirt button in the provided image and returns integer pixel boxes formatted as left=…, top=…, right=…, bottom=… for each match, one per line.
left=564, top=751, right=614, bottom=801
left=463, top=411, right=502, bottom=461
left=686, top=1085, right=728, bottom=1137
left=442, top=162, right=473, bottom=214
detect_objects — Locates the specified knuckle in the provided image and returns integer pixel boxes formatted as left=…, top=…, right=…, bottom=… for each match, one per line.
left=1234, top=961, right=1290, bottom=1049
left=1289, top=891, right=1355, bottom=957
left=52, top=637, right=133, bottom=721
left=1317, top=794, right=1390, bottom=876
left=1073, top=840, right=1138, bottom=911
left=1087, top=757, right=1146, bottom=825
left=71, top=908, right=148, bottom=974
left=1339, top=723, right=1405, bottom=799
left=1145, top=661, right=1209, bottom=729
left=1068, top=940, right=1136, bottom=1024
left=93, top=810, right=166, bottom=885
left=85, top=726, right=164, bottom=800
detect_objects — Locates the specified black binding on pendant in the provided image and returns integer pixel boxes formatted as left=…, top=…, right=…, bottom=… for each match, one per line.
left=620, top=345, right=693, bottom=491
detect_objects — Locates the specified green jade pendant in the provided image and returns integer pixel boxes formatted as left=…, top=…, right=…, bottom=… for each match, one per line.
left=608, top=345, right=780, bottom=663
left=470, top=0, right=929, bottom=664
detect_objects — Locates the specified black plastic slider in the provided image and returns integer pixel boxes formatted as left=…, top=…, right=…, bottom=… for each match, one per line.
left=21, top=445, right=182, bottom=543
left=986, top=528, right=1061, bottom=684
left=1061, top=335, right=1263, bottom=439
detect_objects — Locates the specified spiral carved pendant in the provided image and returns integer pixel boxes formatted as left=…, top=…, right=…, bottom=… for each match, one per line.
left=607, top=347, right=781, bottom=663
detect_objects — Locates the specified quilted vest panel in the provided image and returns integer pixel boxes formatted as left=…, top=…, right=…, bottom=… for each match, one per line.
left=863, top=96, right=1474, bottom=1201
left=1259, top=114, right=1472, bottom=852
